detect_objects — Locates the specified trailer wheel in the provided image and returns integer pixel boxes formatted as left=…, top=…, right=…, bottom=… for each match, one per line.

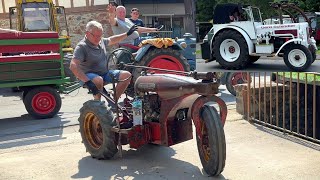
left=196, top=105, right=226, bottom=176
left=214, top=30, right=249, bottom=69
left=24, top=86, right=61, bottom=119
left=284, top=44, right=312, bottom=71
left=226, top=72, right=244, bottom=96
left=79, top=100, right=117, bottom=159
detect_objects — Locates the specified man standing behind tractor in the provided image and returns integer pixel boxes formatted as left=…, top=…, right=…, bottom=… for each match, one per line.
left=129, top=8, right=144, bottom=27
left=70, top=21, right=137, bottom=101
left=107, top=4, right=158, bottom=46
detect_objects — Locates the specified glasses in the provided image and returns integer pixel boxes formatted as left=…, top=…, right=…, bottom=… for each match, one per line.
left=131, top=8, right=139, bottom=12
left=87, top=31, right=103, bottom=39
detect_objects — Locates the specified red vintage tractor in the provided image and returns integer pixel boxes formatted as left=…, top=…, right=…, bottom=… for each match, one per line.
left=78, top=65, right=227, bottom=176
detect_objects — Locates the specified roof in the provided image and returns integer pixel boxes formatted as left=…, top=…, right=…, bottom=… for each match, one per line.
left=213, top=3, right=243, bottom=24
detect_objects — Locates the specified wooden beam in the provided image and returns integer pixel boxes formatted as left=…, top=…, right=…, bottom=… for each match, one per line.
left=70, top=0, right=74, bottom=8
left=2, top=0, right=6, bottom=13
left=55, top=0, right=59, bottom=6
left=86, top=0, right=89, bottom=7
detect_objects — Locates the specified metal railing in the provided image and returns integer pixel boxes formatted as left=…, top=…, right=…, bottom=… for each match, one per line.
left=241, top=72, right=320, bottom=143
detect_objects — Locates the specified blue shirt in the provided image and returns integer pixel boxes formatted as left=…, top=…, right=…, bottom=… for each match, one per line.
left=129, top=18, right=144, bottom=27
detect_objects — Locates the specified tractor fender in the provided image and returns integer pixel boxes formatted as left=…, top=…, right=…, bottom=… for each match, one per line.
left=191, top=95, right=227, bottom=135
left=211, top=26, right=255, bottom=54
left=135, top=42, right=183, bottom=62
left=275, top=38, right=303, bottom=56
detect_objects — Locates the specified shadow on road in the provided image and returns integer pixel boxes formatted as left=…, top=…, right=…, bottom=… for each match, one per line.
left=0, top=112, right=71, bottom=149
left=72, top=144, right=226, bottom=180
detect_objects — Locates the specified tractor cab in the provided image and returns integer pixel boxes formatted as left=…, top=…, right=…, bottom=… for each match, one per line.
left=213, top=4, right=262, bottom=24
left=9, top=0, right=71, bottom=51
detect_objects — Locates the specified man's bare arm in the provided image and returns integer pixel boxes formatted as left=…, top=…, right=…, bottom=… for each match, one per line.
left=137, top=27, right=158, bottom=34
left=69, top=58, right=90, bottom=82
left=107, top=33, right=128, bottom=46
left=107, top=4, right=117, bottom=26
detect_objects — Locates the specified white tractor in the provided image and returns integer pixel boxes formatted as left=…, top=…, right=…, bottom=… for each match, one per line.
left=201, top=2, right=318, bottom=71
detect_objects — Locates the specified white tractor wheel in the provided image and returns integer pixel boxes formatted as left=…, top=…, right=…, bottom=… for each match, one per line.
left=219, top=39, right=241, bottom=62
left=283, top=44, right=312, bottom=71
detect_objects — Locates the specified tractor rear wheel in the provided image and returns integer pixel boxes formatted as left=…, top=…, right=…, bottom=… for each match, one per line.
left=283, top=44, right=312, bottom=71
left=23, top=86, right=61, bottom=119
left=132, top=48, right=190, bottom=82
left=79, top=100, right=118, bottom=159
left=196, top=105, right=226, bottom=176
left=249, top=56, right=260, bottom=64
left=214, top=30, right=249, bottom=69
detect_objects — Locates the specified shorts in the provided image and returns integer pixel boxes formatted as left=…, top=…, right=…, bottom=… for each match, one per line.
left=79, top=70, right=121, bottom=85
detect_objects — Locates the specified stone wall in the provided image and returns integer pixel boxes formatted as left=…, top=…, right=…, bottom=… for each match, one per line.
left=0, top=10, right=113, bottom=48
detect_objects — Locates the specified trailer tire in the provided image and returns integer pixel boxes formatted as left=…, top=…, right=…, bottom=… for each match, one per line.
left=214, top=30, right=249, bottom=69
left=24, top=86, right=61, bottom=119
left=79, top=100, right=118, bottom=159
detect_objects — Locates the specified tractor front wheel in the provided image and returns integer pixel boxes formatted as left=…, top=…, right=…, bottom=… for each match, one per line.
left=283, top=44, right=312, bottom=71
left=23, top=86, right=61, bottom=119
left=79, top=100, right=117, bottom=159
left=196, top=105, right=226, bottom=176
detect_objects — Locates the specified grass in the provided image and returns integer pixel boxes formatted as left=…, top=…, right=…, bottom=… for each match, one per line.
left=276, top=72, right=320, bottom=83
left=196, top=49, right=201, bottom=55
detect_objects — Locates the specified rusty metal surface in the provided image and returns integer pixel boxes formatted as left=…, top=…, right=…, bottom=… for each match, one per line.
left=191, top=96, right=228, bottom=137
left=134, top=74, right=219, bottom=100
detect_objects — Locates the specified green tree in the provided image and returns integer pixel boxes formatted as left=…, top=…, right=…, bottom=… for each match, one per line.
left=196, top=0, right=216, bottom=21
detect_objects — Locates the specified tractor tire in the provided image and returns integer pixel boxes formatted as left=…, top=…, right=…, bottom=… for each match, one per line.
left=249, top=56, right=260, bottom=64
left=283, top=44, right=312, bottom=71
left=23, top=86, right=61, bottom=119
left=226, top=72, right=245, bottom=96
left=63, top=54, right=77, bottom=81
left=132, top=47, right=190, bottom=82
left=79, top=100, right=118, bottom=159
left=196, top=105, right=226, bottom=176
left=214, top=30, right=249, bottom=70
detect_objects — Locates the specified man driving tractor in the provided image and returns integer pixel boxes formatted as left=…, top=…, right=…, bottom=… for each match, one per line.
left=69, top=21, right=137, bottom=101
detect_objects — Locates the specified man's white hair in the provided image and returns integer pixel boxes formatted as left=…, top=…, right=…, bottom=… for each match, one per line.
left=86, top=21, right=103, bottom=32
left=116, top=5, right=126, bottom=11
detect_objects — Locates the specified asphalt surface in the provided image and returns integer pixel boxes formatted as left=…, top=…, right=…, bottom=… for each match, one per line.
left=196, top=43, right=320, bottom=72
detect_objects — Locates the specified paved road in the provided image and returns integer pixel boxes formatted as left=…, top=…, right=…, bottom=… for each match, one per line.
left=196, top=43, right=320, bottom=72
left=196, top=58, right=320, bottom=72
left=1, top=86, right=320, bottom=180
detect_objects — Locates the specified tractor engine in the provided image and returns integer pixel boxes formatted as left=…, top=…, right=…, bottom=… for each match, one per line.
left=143, top=93, right=161, bottom=122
